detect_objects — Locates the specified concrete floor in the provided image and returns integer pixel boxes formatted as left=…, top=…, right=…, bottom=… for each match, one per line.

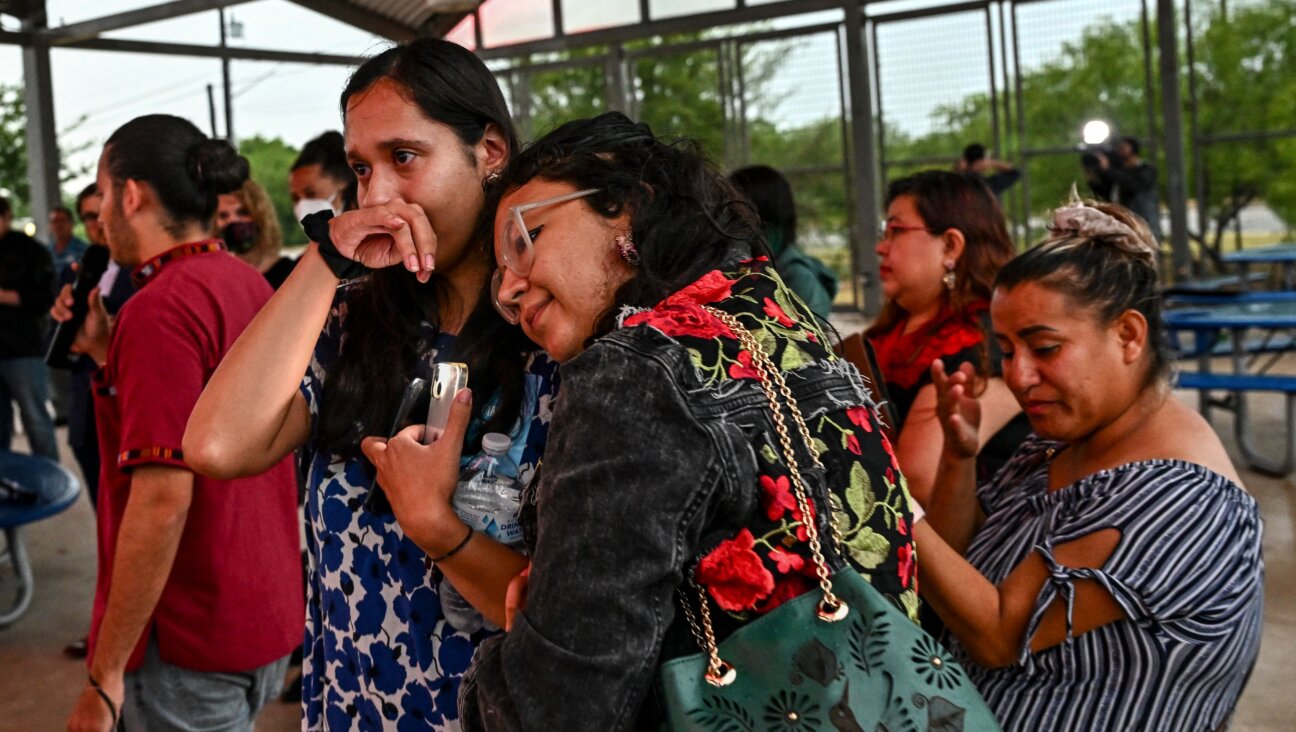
left=1, top=377, right=1293, bottom=731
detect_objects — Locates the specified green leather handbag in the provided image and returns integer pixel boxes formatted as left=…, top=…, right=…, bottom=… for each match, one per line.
left=658, top=310, right=1002, bottom=732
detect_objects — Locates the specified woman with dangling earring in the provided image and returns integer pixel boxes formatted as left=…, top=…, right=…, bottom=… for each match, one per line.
left=185, top=39, right=558, bottom=729
left=865, top=170, right=1027, bottom=507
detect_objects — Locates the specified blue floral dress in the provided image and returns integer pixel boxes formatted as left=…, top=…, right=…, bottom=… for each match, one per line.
left=298, top=291, right=558, bottom=731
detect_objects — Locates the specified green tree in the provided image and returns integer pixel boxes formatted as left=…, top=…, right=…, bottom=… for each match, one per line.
left=0, top=84, right=30, bottom=211
left=0, top=82, right=105, bottom=221
left=239, top=135, right=303, bottom=245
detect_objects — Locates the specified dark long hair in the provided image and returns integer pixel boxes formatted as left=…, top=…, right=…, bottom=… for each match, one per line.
left=316, top=39, right=527, bottom=458
left=866, top=171, right=1015, bottom=339
left=105, top=114, right=248, bottom=235
left=493, top=112, right=766, bottom=341
left=728, top=165, right=796, bottom=255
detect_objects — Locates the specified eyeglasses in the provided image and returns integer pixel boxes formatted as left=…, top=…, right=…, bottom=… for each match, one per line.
left=879, top=222, right=932, bottom=241
left=492, top=187, right=600, bottom=325
left=496, top=188, right=600, bottom=277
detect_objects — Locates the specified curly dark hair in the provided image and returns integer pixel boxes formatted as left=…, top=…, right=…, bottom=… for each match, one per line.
left=491, top=112, right=769, bottom=341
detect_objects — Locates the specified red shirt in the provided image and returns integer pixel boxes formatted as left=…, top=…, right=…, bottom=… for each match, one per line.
left=89, top=241, right=302, bottom=673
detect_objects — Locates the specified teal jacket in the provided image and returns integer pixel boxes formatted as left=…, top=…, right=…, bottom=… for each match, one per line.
left=776, top=246, right=838, bottom=321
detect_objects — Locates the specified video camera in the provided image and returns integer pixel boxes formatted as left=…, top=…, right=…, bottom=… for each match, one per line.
left=1077, top=120, right=1125, bottom=173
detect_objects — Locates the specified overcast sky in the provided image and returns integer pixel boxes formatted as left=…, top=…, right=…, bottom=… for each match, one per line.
left=1, top=0, right=1141, bottom=201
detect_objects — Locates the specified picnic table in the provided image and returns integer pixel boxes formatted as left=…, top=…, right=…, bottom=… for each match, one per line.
left=1166, top=296, right=1296, bottom=475
left=1220, top=242, right=1296, bottom=289
left=0, top=451, right=80, bottom=627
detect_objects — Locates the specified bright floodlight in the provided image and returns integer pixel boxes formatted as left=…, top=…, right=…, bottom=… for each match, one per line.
left=1082, top=120, right=1111, bottom=146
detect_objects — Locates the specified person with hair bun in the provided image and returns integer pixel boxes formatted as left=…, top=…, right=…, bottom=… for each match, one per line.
left=913, top=197, right=1263, bottom=731
left=55, top=114, right=301, bottom=732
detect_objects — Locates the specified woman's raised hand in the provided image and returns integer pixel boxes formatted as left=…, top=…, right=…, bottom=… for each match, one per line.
left=326, top=200, right=439, bottom=282
left=360, top=388, right=472, bottom=554
left=932, top=359, right=981, bottom=460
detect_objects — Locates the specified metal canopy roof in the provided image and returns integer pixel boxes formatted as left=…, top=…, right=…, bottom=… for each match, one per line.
left=0, top=0, right=480, bottom=46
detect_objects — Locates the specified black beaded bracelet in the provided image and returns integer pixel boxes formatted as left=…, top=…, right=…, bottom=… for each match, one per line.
left=428, top=525, right=474, bottom=563
left=300, top=210, right=371, bottom=281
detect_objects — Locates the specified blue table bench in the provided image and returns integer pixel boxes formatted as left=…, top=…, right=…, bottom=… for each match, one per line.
left=0, top=451, right=81, bottom=628
left=1174, top=369, right=1296, bottom=476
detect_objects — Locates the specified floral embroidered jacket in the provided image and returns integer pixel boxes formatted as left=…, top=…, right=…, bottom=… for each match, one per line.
left=461, top=251, right=919, bottom=731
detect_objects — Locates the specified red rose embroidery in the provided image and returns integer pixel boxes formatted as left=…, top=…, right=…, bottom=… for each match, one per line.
left=794, top=500, right=818, bottom=542
left=762, top=297, right=794, bottom=327
left=880, top=432, right=900, bottom=471
left=669, top=269, right=736, bottom=306
left=696, top=529, right=775, bottom=612
left=728, top=350, right=761, bottom=380
left=760, top=474, right=798, bottom=520
left=756, top=573, right=811, bottom=613
left=845, top=434, right=862, bottom=455
left=768, top=546, right=806, bottom=574
left=897, top=542, right=915, bottom=589
left=846, top=406, right=874, bottom=433
left=623, top=301, right=733, bottom=341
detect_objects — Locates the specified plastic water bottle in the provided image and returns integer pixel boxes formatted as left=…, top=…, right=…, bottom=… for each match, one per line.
left=440, top=432, right=524, bottom=633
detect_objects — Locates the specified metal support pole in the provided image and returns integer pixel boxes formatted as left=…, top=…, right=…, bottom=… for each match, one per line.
left=984, top=7, right=999, bottom=156
left=1011, top=2, right=1029, bottom=243
left=843, top=1, right=882, bottom=315
left=1157, top=0, right=1192, bottom=279
left=1139, top=0, right=1158, bottom=162
left=219, top=7, right=234, bottom=143
left=605, top=42, right=628, bottom=114
left=20, top=0, right=60, bottom=238
left=207, top=83, right=218, bottom=137
left=735, top=41, right=750, bottom=167
left=1185, top=0, right=1208, bottom=248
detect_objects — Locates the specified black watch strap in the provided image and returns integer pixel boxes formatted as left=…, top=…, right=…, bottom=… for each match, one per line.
left=301, top=210, right=370, bottom=281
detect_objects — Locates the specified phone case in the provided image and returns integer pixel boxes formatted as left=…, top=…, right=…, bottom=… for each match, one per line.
left=424, top=362, right=469, bottom=444
left=365, top=376, right=429, bottom=514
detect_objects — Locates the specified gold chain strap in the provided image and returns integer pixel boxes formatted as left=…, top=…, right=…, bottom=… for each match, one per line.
left=684, top=307, right=850, bottom=687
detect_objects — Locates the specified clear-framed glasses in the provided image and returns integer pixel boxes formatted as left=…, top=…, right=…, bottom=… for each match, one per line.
left=879, top=221, right=932, bottom=242
left=492, top=187, right=601, bottom=325
left=496, top=188, right=601, bottom=277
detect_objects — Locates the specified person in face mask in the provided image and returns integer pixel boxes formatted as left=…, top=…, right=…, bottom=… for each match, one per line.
left=289, top=130, right=356, bottom=222
left=214, top=179, right=296, bottom=290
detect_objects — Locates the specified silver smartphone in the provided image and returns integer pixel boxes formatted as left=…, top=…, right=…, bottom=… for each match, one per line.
left=424, top=362, right=469, bottom=444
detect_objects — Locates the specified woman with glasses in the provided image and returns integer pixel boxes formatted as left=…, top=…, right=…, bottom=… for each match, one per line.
left=390, top=111, right=926, bottom=729
left=185, top=39, right=556, bottom=730
left=865, top=170, right=1027, bottom=506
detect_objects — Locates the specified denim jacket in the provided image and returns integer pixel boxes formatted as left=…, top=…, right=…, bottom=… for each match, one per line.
left=460, top=254, right=918, bottom=731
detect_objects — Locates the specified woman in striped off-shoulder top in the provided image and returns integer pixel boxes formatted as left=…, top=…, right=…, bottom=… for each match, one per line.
left=912, top=198, right=1263, bottom=732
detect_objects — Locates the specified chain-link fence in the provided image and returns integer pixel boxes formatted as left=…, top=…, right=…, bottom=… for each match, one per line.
left=482, top=0, right=1295, bottom=308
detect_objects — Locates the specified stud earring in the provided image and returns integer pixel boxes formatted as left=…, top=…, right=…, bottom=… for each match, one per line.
left=942, top=260, right=956, bottom=291
left=481, top=170, right=501, bottom=191
left=615, top=233, right=640, bottom=267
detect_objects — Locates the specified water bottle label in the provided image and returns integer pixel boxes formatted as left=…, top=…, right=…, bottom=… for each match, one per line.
left=453, top=505, right=497, bottom=534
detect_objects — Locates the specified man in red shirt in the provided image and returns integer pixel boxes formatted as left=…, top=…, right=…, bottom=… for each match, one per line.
left=55, top=114, right=301, bottom=732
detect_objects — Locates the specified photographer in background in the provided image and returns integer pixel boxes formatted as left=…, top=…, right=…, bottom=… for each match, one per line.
left=1082, top=135, right=1161, bottom=239
left=955, top=143, right=1020, bottom=199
